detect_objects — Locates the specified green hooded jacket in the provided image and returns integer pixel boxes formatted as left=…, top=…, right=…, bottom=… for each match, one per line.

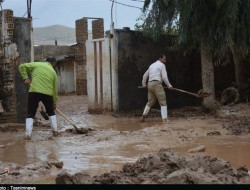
left=19, top=62, right=58, bottom=105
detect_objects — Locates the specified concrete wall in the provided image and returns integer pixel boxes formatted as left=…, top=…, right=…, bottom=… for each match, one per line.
left=34, top=45, right=71, bottom=61
left=14, top=17, right=32, bottom=123
left=85, top=18, right=120, bottom=112
left=116, top=30, right=202, bottom=110
left=86, top=38, right=112, bottom=112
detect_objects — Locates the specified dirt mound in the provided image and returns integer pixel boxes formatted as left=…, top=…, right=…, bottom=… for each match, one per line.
left=55, top=149, right=249, bottom=184
left=222, top=116, right=250, bottom=135
left=0, top=161, right=63, bottom=184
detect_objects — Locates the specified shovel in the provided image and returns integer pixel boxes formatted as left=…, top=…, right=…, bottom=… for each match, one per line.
left=138, top=86, right=211, bottom=98
left=38, top=101, right=49, bottom=120
left=56, top=108, right=87, bottom=134
left=171, top=88, right=211, bottom=98
left=40, top=111, right=49, bottom=120
left=0, top=100, right=4, bottom=113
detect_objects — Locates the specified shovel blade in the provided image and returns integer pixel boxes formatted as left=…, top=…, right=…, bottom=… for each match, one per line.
left=40, top=111, right=49, bottom=120
left=200, top=92, right=211, bottom=98
left=0, top=100, right=4, bottom=113
left=0, top=104, right=4, bottom=113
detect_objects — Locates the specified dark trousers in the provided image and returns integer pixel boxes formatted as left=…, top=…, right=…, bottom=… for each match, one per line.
left=27, top=92, right=55, bottom=118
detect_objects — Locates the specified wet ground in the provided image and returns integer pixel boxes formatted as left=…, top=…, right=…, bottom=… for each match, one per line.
left=0, top=95, right=250, bottom=184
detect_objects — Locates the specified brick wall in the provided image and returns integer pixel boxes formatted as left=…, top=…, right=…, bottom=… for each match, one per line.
left=0, top=59, right=17, bottom=123
left=75, top=17, right=105, bottom=95
left=92, top=19, right=104, bottom=39
left=75, top=18, right=88, bottom=95
left=0, top=10, right=19, bottom=123
left=76, top=18, right=88, bottom=43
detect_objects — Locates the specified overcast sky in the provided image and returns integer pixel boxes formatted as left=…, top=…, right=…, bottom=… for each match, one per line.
left=1, top=0, right=144, bottom=30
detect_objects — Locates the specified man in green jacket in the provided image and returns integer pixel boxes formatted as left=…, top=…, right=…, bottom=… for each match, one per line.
left=19, top=57, right=58, bottom=140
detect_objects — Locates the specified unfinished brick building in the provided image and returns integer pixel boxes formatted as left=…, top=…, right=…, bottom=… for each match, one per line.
left=75, top=17, right=104, bottom=95
left=0, top=10, right=31, bottom=123
left=0, top=15, right=105, bottom=123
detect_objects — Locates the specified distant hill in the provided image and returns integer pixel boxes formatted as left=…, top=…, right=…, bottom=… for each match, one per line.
left=33, top=25, right=76, bottom=46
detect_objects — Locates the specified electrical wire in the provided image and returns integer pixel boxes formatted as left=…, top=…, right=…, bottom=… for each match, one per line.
left=109, top=0, right=142, bottom=10
left=114, top=0, right=118, bottom=29
left=129, top=0, right=144, bottom=2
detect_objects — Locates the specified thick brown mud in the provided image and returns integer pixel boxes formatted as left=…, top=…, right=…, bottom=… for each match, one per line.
left=56, top=148, right=249, bottom=184
left=0, top=95, right=249, bottom=184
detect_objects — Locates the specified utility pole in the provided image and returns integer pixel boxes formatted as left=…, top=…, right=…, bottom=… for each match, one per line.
left=27, top=0, right=32, bottom=18
left=109, top=0, right=115, bottom=111
left=27, top=0, right=34, bottom=61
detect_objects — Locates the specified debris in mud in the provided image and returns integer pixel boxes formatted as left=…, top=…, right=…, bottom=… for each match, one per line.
left=201, top=101, right=221, bottom=114
left=237, top=167, right=249, bottom=179
left=222, top=116, right=250, bottom=135
left=56, top=170, right=93, bottom=184
left=48, top=161, right=64, bottom=169
left=0, top=160, right=63, bottom=184
left=187, top=145, right=206, bottom=153
left=220, top=87, right=240, bottom=106
left=65, top=127, right=95, bottom=135
left=0, top=168, right=9, bottom=176
left=56, top=149, right=249, bottom=184
left=207, top=131, right=221, bottom=136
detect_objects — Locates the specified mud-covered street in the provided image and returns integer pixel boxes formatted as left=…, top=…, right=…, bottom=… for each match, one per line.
left=0, top=95, right=250, bottom=184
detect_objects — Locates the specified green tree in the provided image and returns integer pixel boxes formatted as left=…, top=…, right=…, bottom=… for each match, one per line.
left=141, top=0, right=250, bottom=107
left=230, top=0, right=250, bottom=88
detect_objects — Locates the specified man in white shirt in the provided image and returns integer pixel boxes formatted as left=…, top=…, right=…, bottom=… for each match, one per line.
left=140, top=54, right=173, bottom=122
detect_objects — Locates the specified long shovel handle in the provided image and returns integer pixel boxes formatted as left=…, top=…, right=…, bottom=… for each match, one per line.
left=56, top=108, right=79, bottom=131
left=138, top=86, right=201, bottom=98
left=171, top=88, right=201, bottom=98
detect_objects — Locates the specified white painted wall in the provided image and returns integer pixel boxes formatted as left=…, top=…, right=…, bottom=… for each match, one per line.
left=86, top=36, right=118, bottom=111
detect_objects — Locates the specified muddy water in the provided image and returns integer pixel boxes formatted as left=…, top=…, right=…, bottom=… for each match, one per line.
left=106, top=118, right=160, bottom=131
left=173, top=135, right=250, bottom=169
left=1, top=95, right=250, bottom=184
left=2, top=120, right=250, bottom=177
left=1, top=137, right=58, bottom=164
